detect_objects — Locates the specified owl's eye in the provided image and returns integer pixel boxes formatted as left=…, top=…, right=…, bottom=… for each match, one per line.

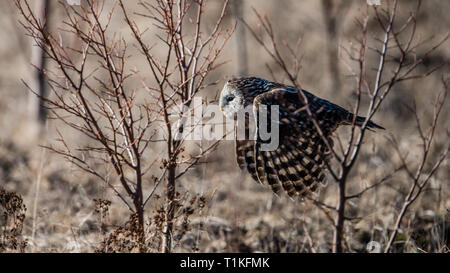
left=226, top=96, right=235, bottom=102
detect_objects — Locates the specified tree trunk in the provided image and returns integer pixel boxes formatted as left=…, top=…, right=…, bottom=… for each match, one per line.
left=333, top=177, right=346, bottom=253
left=29, top=0, right=49, bottom=123
left=161, top=161, right=177, bottom=253
left=232, top=0, right=248, bottom=76
left=321, top=0, right=342, bottom=92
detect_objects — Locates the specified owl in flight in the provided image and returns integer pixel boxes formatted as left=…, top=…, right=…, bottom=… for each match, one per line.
left=219, top=77, right=384, bottom=198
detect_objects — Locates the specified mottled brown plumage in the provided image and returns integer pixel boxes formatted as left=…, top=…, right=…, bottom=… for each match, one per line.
left=220, top=77, right=384, bottom=198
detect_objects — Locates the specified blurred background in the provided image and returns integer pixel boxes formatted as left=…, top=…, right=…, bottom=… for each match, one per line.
left=0, top=0, right=449, bottom=252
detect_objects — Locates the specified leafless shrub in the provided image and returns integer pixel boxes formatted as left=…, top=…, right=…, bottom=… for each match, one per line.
left=15, top=0, right=234, bottom=253
left=244, top=0, right=449, bottom=252
left=385, top=77, right=449, bottom=252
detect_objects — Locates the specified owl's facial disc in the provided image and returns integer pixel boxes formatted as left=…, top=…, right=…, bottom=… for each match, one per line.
left=219, top=82, right=244, bottom=119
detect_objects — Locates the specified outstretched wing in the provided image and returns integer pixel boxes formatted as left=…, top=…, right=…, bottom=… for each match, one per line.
left=235, top=123, right=260, bottom=183
left=245, top=88, right=345, bottom=197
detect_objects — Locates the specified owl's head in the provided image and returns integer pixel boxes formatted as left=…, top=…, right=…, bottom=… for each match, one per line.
left=219, top=79, right=245, bottom=119
left=220, top=77, right=275, bottom=118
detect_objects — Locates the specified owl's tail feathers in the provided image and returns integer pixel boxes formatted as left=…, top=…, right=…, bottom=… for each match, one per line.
left=345, top=114, right=385, bottom=130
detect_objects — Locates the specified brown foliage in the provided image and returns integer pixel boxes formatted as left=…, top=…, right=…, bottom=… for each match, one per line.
left=0, top=188, right=27, bottom=252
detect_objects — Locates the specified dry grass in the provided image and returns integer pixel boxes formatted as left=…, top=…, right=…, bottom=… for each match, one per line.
left=0, top=0, right=448, bottom=253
